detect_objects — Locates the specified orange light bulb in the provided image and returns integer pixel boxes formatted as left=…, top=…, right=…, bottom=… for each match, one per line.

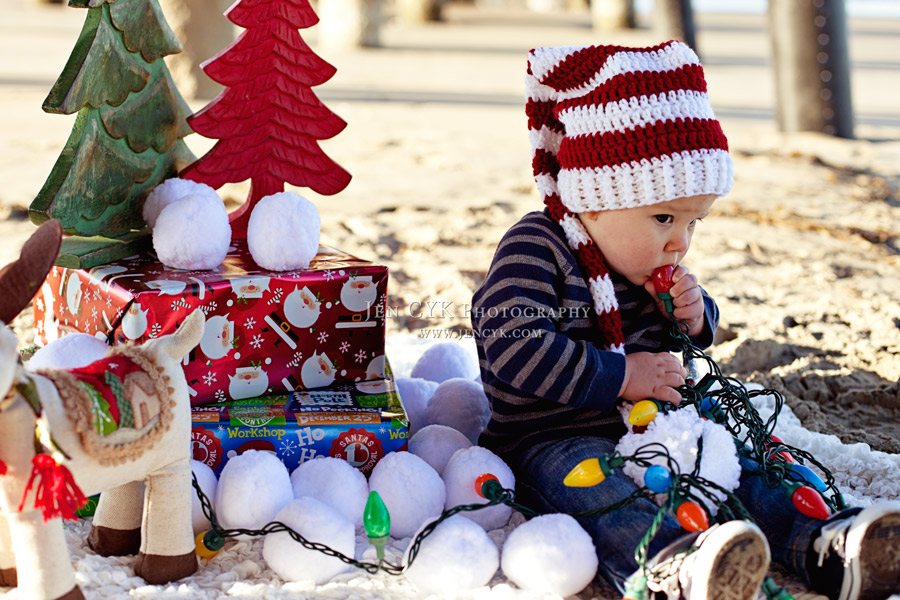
left=474, top=473, right=500, bottom=499
left=676, top=501, right=710, bottom=532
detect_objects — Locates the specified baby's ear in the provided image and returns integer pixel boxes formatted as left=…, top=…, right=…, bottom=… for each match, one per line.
left=579, top=210, right=601, bottom=221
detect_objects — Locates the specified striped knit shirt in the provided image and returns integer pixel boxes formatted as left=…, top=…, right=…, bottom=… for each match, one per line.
left=472, top=210, right=718, bottom=468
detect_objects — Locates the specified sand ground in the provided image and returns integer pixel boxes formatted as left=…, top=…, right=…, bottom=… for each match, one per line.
left=1, top=3, right=900, bottom=597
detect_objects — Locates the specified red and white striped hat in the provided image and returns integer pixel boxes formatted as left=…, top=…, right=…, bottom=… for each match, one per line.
left=525, top=41, right=731, bottom=354
left=527, top=41, right=732, bottom=213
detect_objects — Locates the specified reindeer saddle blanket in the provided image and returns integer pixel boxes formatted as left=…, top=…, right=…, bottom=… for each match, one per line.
left=38, top=346, right=174, bottom=466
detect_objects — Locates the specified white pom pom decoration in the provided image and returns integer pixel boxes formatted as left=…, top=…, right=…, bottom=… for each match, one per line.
left=408, top=424, right=472, bottom=476
left=190, top=460, right=218, bottom=534
left=153, top=193, right=231, bottom=270
left=247, top=192, right=321, bottom=271
left=501, top=514, right=598, bottom=597
left=425, top=378, right=491, bottom=444
left=410, top=342, right=479, bottom=384
left=368, top=451, right=445, bottom=539
left=290, top=457, right=368, bottom=529
left=615, top=409, right=740, bottom=514
left=27, top=333, right=109, bottom=371
left=403, top=515, right=499, bottom=596
left=214, top=450, right=293, bottom=536
left=395, top=377, right=438, bottom=436
left=442, top=446, right=514, bottom=531
left=143, top=178, right=218, bottom=228
left=262, top=497, right=355, bottom=584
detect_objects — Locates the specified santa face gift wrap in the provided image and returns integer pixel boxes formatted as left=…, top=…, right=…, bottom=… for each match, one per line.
left=191, top=375, right=409, bottom=477
left=33, top=241, right=388, bottom=406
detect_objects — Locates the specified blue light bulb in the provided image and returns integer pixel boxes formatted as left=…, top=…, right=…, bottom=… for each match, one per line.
left=644, top=465, right=672, bottom=493
left=788, top=463, right=827, bottom=493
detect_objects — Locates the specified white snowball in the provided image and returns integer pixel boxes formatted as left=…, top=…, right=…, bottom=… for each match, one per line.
left=501, top=514, right=598, bottom=596
left=263, top=496, right=355, bottom=584
left=403, top=515, right=499, bottom=596
left=143, top=178, right=218, bottom=228
left=214, top=450, right=293, bottom=537
left=247, top=192, right=321, bottom=271
left=27, top=333, right=109, bottom=371
left=368, top=452, right=445, bottom=539
left=190, top=460, right=218, bottom=535
left=290, top=457, right=368, bottom=529
left=153, top=193, right=230, bottom=270
left=442, top=446, right=514, bottom=531
left=425, top=378, right=491, bottom=444
left=410, top=342, right=478, bottom=384
left=409, top=425, right=472, bottom=476
left=396, top=377, right=438, bottom=436
left=615, top=409, right=740, bottom=514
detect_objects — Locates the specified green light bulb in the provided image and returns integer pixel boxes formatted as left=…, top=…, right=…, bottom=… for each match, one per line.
left=364, top=491, right=391, bottom=565
left=364, top=491, right=391, bottom=538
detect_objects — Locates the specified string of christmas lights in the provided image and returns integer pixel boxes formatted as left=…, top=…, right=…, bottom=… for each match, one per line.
left=192, top=472, right=536, bottom=574
left=561, top=266, right=847, bottom=600
left=190, top=266, right=842, bottom=600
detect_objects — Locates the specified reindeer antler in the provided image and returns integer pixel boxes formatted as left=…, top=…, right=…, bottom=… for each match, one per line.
left=0, top=220, right=63, bottom=323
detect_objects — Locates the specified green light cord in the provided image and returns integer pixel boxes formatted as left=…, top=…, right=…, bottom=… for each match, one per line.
left=667, top=318, right=845, bottom=512
left=191, top=473, right=536, bottom=576
left=187, top=310, right=837, bottom=600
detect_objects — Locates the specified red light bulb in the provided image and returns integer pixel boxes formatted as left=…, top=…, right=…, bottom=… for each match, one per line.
left=788, top=483, right=831, bottom=520
left=675, top=500, right=710, bottom=532
left=651, top=266, right=676, bottom=315
left=768, top=434, right=795, bottom=464
left=652, top=266, right=675, bottom=294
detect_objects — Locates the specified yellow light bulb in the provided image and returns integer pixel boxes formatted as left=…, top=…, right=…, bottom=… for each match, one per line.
left=564, top=458, right=606, bottom=487
left=195, top=530, right=224, bottom=559
left=628, top=400, right=659, bottom=426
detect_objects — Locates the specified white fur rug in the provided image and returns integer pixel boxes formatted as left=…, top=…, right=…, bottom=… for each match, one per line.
left=1, top=336, right=898, bottom=600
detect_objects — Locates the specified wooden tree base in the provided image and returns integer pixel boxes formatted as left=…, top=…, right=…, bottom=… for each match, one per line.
left=56, top=231, right=151, bottom=269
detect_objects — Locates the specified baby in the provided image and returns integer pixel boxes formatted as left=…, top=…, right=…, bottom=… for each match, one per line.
left=472, top=41, right=900, bottom=600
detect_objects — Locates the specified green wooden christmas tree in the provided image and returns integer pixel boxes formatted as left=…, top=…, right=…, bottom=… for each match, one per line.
left=30, top=0, right=195, bottom=268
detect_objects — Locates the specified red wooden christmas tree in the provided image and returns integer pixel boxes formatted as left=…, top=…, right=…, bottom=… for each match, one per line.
left=180, top=0, right=351, bottom=238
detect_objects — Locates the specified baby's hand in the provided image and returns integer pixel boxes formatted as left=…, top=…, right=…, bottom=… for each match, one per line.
left=645, top=265, right=706, bottom=337
left=619, top=352, right=686, bottom=404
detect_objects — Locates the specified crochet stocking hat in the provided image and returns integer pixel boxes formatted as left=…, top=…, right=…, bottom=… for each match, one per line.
left=525, top=41, right=733, bottom=353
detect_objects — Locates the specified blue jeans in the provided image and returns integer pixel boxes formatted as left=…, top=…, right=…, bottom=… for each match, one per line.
left=513, top=436, right=830, bottom=593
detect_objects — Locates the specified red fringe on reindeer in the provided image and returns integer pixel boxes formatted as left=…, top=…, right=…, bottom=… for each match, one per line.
left=18, top=454, right=87, bottom=522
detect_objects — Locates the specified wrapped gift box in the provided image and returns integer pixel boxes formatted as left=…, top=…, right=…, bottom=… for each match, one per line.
left=33, top=240, right=388, bottom=406
left=190, top=375, right=409, bottom=476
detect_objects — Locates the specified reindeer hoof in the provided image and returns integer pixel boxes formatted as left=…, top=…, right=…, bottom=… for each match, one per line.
left=134, top=551, right=197, bottom=584
left=55, top=585, right=85, bottom=600
left=88, top=524, right=141, bottom=556
left=0, top=567, right=16, bottom=587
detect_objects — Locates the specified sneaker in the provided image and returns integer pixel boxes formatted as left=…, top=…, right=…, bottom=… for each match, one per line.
left=810, top=501, right=900, bottom=600
left=644, top=520, right=771, bottom=600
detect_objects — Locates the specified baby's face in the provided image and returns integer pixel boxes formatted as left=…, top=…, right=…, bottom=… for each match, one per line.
left=577, top=194, right=717, bottom=286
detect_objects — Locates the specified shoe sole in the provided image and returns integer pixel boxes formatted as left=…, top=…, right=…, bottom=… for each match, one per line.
left=692, top=523, right=771, bottom=600
left=853, top=511, right=900, bottom=600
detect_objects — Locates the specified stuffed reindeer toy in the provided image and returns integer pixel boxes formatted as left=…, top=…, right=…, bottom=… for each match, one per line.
left=0, top=221, right=206, bottom=599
